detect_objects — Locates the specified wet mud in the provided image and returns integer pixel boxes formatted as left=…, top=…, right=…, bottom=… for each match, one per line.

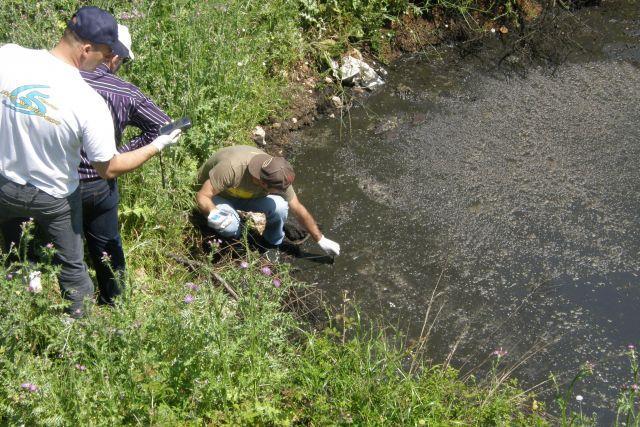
left=289, top=0, right=640, bottom=421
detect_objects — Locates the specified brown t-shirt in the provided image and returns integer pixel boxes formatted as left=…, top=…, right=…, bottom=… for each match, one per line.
left=196, top=145, right=296, bottom=201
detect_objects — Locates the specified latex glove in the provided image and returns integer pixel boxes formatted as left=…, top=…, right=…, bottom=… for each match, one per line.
left=150, top=129, right=182, bottom=151
left=318, top=236, right=340, bottom=256
left=207, top=209, right=233, bottom=231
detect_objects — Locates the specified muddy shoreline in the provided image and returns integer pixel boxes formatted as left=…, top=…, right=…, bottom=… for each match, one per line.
left=259, top=0, right=605, bottom=156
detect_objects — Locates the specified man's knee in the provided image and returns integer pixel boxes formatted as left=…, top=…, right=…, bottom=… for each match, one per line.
left=267, top=195, right=288, bottom=220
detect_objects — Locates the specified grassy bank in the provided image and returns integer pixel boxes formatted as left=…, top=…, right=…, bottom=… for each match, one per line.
left=0, top=0, right=552, bottom=424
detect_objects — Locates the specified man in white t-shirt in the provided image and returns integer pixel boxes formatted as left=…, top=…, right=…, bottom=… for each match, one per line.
left=0, top=6, right=181, bottom=317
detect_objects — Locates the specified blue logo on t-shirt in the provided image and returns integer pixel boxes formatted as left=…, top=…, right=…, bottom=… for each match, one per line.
left=1, top=84, right=60, bottom=125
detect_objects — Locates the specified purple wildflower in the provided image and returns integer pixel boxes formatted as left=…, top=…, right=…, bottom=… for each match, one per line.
left=45, top=243, right=54, bottom=249
left=20, top=382, right=38, bottom=393
left=632, top=384, right=639, bottom=392
left=260, top=266, right=272, bottom=276
left=117, top=9, right=145, bottom=20
left=273, top=278, right=281, bottom=288
left=6, top=273, right=12, bottom=280
left=492, top=348, right=508, bottom=358
left=628, top=344, right=635, bottom=350
left=185, top=282, right=200, bottom=292
left=75, top=364, right=87, bottom=372
left=184, top=294, right=194, bottom=304
left=240, top=261, right=249, bottom=269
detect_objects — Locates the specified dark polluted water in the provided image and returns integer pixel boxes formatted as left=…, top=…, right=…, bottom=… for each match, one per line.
left=288, top=1, right=640, bottom=422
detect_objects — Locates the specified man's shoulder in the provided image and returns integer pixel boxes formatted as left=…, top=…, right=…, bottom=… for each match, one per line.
left=68, top=78, right=112, bottom=119
left=0, top=44, right=43, bottom=64
left=0, top=43, right=19, bottom=54
left=81, top=68, right=145, bottom=99
left=0, top=43, right=27, bottom=55
left=218, top=145, right=266, bottom=158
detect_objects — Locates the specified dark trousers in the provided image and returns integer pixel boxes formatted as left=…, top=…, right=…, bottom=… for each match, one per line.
left=0, top=174, right=92, bottom=316
left=80, top=179, right=125, bottom=305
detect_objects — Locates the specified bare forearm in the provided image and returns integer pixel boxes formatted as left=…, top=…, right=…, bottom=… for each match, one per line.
left=93, top=145, right=160, bottom=179
left=196, top=191, right=216, bottom=216
left=291, top=204, right=323, bottom=242
left=196, top=180, right=219, bottom=216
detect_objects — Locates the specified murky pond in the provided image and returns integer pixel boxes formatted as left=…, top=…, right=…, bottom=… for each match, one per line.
left=289, top=1, right=639, bottom=422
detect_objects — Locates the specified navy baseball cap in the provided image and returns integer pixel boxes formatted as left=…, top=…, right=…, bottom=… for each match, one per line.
left=67, top=6, right=129, bottom=58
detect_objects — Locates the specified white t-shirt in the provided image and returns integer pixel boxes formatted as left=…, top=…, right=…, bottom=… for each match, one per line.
left=0, top=44, right=117, bottom=198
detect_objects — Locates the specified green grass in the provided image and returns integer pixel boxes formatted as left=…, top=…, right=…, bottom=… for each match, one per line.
left=0, top=244, right=542, bottom=424
left=0, top=0, right=554, bottom=424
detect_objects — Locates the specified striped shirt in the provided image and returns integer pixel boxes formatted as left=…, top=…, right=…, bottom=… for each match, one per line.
left=78, top=64, right=170, bottom=180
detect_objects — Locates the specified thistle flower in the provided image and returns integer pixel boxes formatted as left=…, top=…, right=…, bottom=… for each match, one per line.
left=45, top=243, right=54, bottom=249
left=185, top=282, right=200, bottom=292
left=184, top=294, right=194, bottom=304
left=631, top=384, right=639, bottom=392
left=75, top=364, right=87, bottom=372
left=240, top=261, right=249, bottom=269
left=628, top=344, right=635, bottom=350
left=273, top=278, right=281, bottom=288
left=260, top=266, right=272, bottom=276
left=20, top=382, right=38, bottom=393
left=492, top=348, right=508, bottom=358
left=117, top=9, right=145, bottom=20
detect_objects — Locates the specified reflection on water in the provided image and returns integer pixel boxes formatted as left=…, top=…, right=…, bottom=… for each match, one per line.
left=289, top=2, right=640, bottom=422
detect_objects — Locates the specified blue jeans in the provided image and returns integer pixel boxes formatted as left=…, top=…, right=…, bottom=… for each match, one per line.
left=80, top=179, right=125, bottom=305
left=0, top=174, right=92, bottom=317
left=213, top=195, right=289, bottom=245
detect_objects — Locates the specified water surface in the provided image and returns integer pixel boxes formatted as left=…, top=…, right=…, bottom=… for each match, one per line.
left=290, top=1, right=639, bottom=421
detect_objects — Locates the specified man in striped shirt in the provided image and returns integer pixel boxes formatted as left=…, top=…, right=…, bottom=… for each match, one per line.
left=79, top=25, right=170, bottom=305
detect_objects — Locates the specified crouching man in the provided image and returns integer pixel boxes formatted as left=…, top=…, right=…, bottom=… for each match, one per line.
left=195, top=145, right=340, bottom=256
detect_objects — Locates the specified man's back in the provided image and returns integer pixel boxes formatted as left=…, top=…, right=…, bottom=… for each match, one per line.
left=197, top=145, right=297, bottom=202
left=77, top=64, right=170, bottom=180
left=0, top=44, right=116, bottom=198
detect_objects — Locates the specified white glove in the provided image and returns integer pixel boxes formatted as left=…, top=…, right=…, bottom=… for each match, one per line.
left=150, top=129, right=182, bottom=151
left=318, top=236, right=340, bottom=256
left=207, top=209, right=233, bottom=231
